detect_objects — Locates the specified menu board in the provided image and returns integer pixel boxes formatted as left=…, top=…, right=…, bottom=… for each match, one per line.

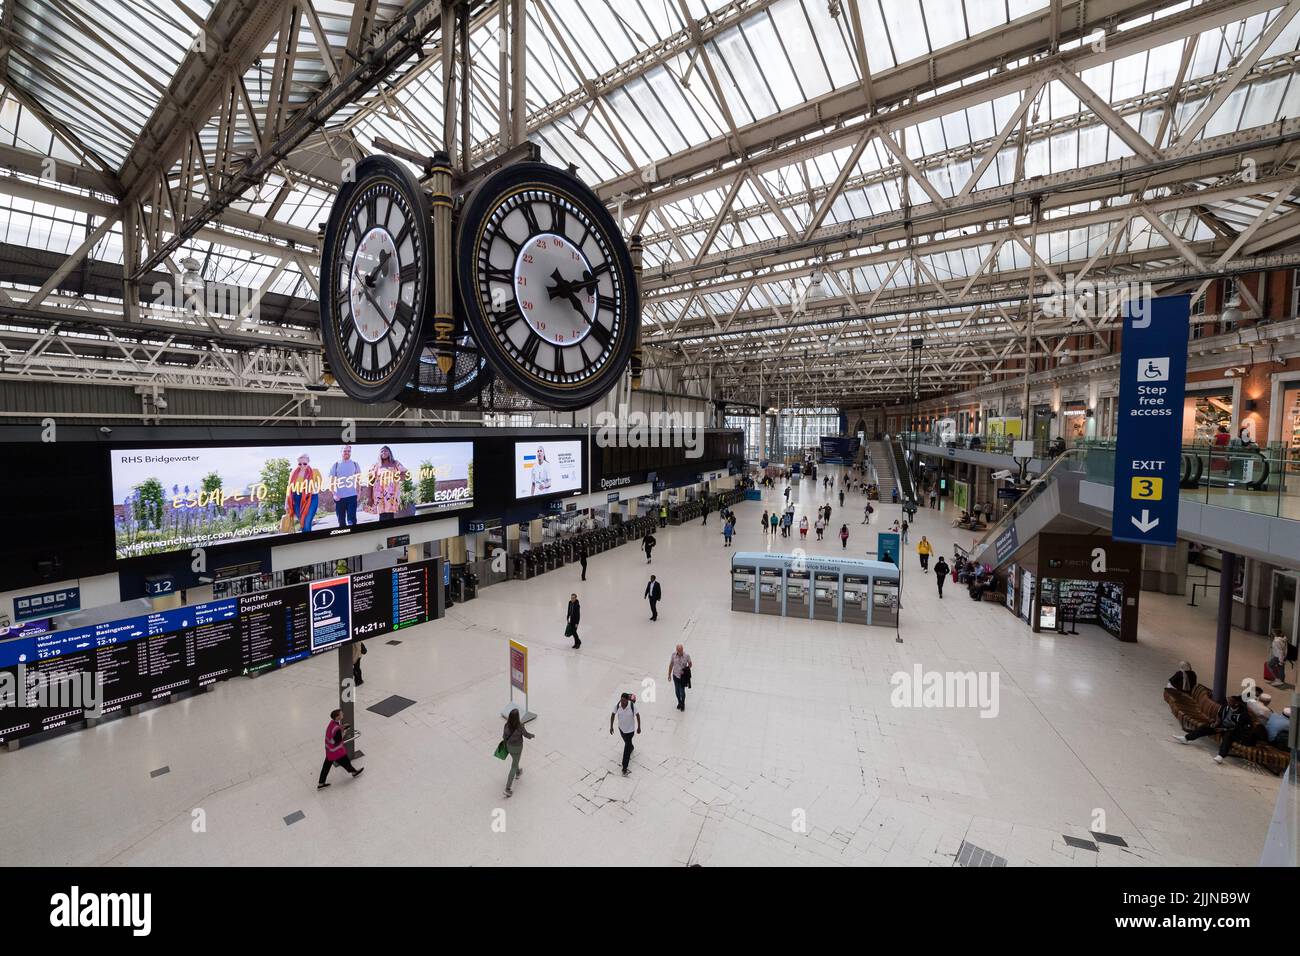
left=351, top=560, right=436, bottom=640
left=238, top=585, right=310, bottom=672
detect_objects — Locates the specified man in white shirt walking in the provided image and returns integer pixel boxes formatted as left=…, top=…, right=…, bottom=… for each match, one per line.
left=609, top=693, right=641, bottom=775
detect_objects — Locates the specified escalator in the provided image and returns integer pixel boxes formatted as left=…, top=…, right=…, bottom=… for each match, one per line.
left=889, top=438, right=918, bottom=510
left=967, top=444, right=1300, bottom=572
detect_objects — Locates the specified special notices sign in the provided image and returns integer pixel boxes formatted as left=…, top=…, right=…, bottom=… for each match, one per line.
left=509, top=639, right=528, bottom=693
left=1112, top=294, right=1190, bottom=547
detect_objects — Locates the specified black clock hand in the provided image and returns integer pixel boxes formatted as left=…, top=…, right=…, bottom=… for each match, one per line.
left=362, top=287, right=389, bottom=324
left=547, top=267, right=572, bottom=302
left=365, top=249, right=392, bottom=286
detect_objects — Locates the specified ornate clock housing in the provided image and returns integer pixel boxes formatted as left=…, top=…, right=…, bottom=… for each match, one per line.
left=457, top=162, right=638, bottom=410
left=320, top=155, right=430, bottom=403
left=400, top=330, right=493, bottom=407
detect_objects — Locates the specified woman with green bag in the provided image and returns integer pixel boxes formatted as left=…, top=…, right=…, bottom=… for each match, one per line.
left=500, top=707, right=534, bottom=798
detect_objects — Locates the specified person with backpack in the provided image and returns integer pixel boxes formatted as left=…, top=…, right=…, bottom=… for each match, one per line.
left=769, top=512, right=779, bottom=535
left=668, top=644, right=693, bottom=711
left=839, top=524, right=849, bottom=549
left=317, top=709, right=364, bottom=789
left=566, top=593, right=581, bottom=649
left=933, top=555, right=950, bottom=598
left=862, top=502, right=873, bottom=525
left=501, top=706, right=535, bottom=797
left=722, top=519, right=734, bottom=547
left=610, top=692, right=641, bottom=776
left=761, top=510, right=770, bottom=535
left=917, top=535, right=933, bottom=570
left=643, top=531, right=656, bottom=564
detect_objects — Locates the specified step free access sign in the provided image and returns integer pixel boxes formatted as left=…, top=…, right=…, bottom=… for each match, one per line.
left=1111, top=294, right=1190, bottom=547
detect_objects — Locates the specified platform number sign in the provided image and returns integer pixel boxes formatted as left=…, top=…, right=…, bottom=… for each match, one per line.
left=1111, top=294, right=1190, bottom=547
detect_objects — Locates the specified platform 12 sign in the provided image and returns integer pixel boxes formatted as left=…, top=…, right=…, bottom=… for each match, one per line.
left=1112, top=294, right=1190, bottom=547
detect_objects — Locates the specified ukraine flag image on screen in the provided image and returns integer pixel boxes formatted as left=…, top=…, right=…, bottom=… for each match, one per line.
left=515, top=441, right=581, bottom=498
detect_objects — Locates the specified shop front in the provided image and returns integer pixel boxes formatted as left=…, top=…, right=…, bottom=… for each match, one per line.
left=1004, top=532, right=1142, bottom=642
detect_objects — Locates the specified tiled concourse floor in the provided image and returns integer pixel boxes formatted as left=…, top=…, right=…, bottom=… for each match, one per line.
left=0, top=465, right=1286, bottom=867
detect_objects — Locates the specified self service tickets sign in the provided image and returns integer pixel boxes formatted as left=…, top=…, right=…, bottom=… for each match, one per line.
left=1111, top=294, right=1190, bottom=547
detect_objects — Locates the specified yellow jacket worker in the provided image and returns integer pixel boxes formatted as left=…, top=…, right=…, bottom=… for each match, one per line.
left=916, top=535, right=933, bottom=570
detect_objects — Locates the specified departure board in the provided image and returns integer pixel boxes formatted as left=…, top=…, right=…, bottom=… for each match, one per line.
left=350, top=560, right=435, bottom=640
left=0, top=636, right=36, bottom=743
left=239, top=585, right=310, bottom=673
left=190, top=599, right=241, bottom=687
left=26, top=628, right=95, bottom=732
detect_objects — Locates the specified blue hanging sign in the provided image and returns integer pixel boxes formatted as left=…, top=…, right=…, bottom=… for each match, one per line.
left=1111, top=294, right=1190, bottom=547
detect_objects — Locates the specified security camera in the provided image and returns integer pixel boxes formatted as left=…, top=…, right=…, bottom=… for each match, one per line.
left=991, top=470, right=1012, bottom=481
left=154, top=395, right=168, bottom=409
left=99, top=426, right=112, bottom=435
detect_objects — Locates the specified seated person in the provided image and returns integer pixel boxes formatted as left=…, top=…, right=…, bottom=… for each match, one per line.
left=1166, top=661, right=1197, bottom=693
left=1262, top=706, right=1293, bottom=752
left=1172, top=695, right=1251, bottom=764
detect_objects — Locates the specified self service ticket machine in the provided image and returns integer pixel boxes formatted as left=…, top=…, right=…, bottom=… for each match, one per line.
left=813, top=572, right=839, bottom=622
left=758, top=568, right=783, bottom=615
left=786, top=569, right=811, bottom=619
left=730, top=553, right=900, bottom=627
left=732, top=564, right=756, bottom=612
left=842, top=574, right=870, bottom=625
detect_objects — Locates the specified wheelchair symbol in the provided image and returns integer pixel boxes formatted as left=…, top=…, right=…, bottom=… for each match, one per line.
left=1139, top=357, right=1169, bottom=382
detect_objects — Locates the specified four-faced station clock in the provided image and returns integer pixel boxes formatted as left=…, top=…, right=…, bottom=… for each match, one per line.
left=319, top=155, right=431, bottom=403
left=456, top=162, right=638, bottom=411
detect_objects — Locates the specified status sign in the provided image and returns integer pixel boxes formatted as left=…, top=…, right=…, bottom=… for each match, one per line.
left=1112, top=294, right=1190, bottom=547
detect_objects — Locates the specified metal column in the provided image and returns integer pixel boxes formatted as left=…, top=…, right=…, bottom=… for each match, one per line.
left=1213, top=550, right=1237, bottom=703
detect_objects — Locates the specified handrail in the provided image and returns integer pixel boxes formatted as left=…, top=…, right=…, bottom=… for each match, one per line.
left=969, top=447, right=1088, bottom=564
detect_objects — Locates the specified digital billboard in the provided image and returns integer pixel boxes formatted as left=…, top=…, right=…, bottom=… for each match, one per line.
left=111, top=440, right=473, bottom=560
left=513, top=440, right=582, bottom=498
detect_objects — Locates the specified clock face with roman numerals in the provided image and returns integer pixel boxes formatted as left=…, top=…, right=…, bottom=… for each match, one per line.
left=458, top=162, right=637, bottom=410
left=319, top=155, right=429, bottom=403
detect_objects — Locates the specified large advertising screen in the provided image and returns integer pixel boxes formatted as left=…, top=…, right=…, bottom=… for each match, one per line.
left=513, top=440, right=582, bottom=498
left=111, top=440, right=474, bottom=560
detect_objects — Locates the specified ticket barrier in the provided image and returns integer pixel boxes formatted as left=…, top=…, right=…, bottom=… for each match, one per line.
left=732, top=565, right=757, bottom=612
left=785, top=570, right=811, bottom=619
left=842, top=574, right=870, bottom=625
left=813, top=572, right=839, bottom=622
left=758, top=568, right=783, bottom=615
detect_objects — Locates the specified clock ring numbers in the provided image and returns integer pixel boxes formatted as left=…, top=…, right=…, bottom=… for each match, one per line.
left=515, top=231, right=597, bottom=347
left=351, top=226, right=401, bottom=343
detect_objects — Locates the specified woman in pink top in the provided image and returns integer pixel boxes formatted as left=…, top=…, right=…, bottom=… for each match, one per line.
left=318, top=708, right=364, bottom=789
left=366, top=445, right=408, bottom=522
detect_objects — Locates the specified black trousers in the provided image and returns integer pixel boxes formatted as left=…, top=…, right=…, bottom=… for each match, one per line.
left=620, top=730, right=635, bottom=770
left=353, top=662, right=362, bottom=685
left=1186, top=723, right=1246, bottom=757
left=580, top=560, right=587, bottom=580
left=318, top=755, right=356, bottom=785
left=920, top=554, right=929, bottom=570
left=936, top=577, right=945, bottom=597
left=648, top=598, right=658, bottom=620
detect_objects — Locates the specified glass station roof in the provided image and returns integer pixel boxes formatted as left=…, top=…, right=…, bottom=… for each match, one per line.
left=0, top=0, right=1298, bottom=333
